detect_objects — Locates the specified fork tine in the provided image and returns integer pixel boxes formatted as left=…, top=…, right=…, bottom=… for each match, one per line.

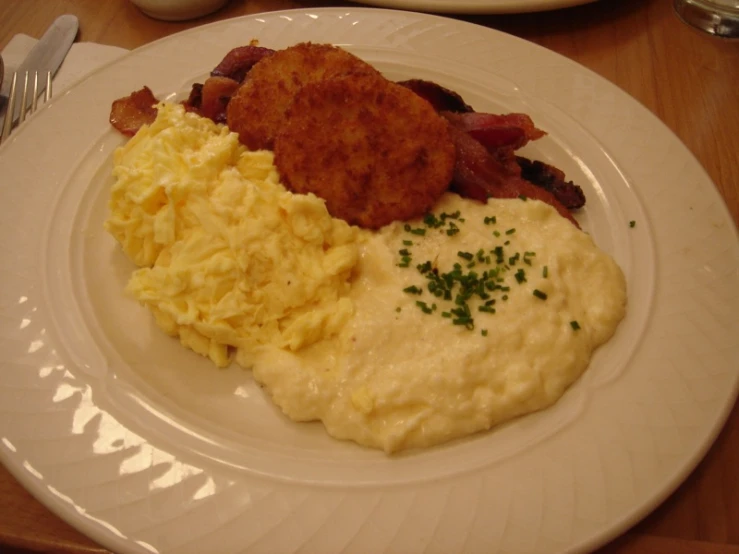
left=45, top=71, right=52, bottom=102
left=30, top=72, right=39, bottom=114
left=1, top=72, right=17, bottom=143
left=18, top=71, right=29, bottom=124
left=0, top=70, right=54, bottom=145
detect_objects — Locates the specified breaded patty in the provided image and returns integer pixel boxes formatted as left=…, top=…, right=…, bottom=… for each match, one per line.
left=274, top=75, right=456, bottom=229
left=226, top=42, right=380, bottom=150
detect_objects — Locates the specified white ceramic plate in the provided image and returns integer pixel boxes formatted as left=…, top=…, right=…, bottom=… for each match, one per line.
left=348, top=0, right=596, bottom=14
left=0, top=8, right=737, bottom=554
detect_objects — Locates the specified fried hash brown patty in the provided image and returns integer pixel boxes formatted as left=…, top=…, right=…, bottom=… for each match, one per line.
left=274, top=75, right=456, bottom=229
left=226, top=42, right=380, bottom=150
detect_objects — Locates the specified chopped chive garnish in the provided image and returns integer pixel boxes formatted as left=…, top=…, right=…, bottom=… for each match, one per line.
left=416, top=300, right=435, bottom=314
left=570, top=320, right=581, bottom=330
left=481, top=329, right=488, bottom=336
left=629, top=220, right=636, bottom=228
left=396, top=215, right=547, bottom=330
left=417, top=261, right=432, bottom=273
left=542, top=265, right=549, bottom=278
left=424, top=213, right=439, bottom=227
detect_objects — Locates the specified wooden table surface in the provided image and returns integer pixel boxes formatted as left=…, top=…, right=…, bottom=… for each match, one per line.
left=0, top=0, right=737, bottom=553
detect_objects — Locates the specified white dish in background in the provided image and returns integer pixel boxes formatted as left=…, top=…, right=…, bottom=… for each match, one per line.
left=0, top=7, right=737, bottom=554
left=128, top=0, right=229, bottom=21
left=347, top=0, right=597, bottom=14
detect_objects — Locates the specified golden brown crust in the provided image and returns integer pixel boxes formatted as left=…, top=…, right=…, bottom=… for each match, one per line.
left=226, top=42, right=380, bottom=151
left=274, top=74, right=456, bottom=229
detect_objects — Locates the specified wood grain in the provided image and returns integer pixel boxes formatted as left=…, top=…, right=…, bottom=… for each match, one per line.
left=0, top=0, right=737, bottom=553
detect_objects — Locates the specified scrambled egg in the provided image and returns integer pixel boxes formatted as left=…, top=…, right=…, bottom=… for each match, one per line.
left=105, top=103, right=363, bottom=367
left=107, top=102, right=627, bottom=454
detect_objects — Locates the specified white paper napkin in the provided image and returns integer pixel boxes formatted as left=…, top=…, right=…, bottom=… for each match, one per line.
left=1, top=34, right=128, bottom=95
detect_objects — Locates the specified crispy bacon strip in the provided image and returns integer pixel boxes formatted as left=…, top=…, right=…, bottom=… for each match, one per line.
left=444, top=112, right=546, bottom=152
left=109, top=86, right=159, bottom=136
left=397, top=79, right=473, bottom=113
left=516, top=156, right=585, bottom=210
left=186, top=76, right=240, bottom=124
left=446, top=123, right=580, bottom=227
left=211, top=45, right=275, bottom=83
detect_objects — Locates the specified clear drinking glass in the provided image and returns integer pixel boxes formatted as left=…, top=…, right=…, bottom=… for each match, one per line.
left=674, top=0, right=739, bottom=38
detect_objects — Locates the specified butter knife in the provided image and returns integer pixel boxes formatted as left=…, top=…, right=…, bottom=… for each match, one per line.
left=1, top=14, right=79, bottom=124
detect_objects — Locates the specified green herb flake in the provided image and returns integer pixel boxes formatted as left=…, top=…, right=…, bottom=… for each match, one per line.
left=417, top=261, right=432, bottom=274
left=629, top=220, right=636, bottom=228
left=533, top=289, right=548, bottom=300
left=570, top=320, right=581, bottom=330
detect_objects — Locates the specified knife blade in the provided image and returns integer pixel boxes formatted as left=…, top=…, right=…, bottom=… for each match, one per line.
left=1, top=14, right=79, bottom=123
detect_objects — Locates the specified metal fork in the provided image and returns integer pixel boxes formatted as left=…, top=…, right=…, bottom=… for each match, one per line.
left=1, top=70, right=52, bottom=143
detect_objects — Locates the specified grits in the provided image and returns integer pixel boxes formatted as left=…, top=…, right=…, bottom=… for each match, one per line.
left=249, top=194, right=627, bottom=452
left=106, top=102, right=627, bottom=453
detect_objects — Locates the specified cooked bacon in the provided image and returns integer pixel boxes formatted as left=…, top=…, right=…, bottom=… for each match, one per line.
left=443, top=112, right=546, bottom=152
left=516, top=156, right=586, bottom=210
left=397, top=79, right=473, bottom=113
left=211, top=45, right=275, bottom=83
left=109, top=86, right=159, bottom=136
left=182, top=83, right=203, bottom=112
left=190, top=76, right=240, bottom=124
left=446, top=124, right=580, bottom=227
